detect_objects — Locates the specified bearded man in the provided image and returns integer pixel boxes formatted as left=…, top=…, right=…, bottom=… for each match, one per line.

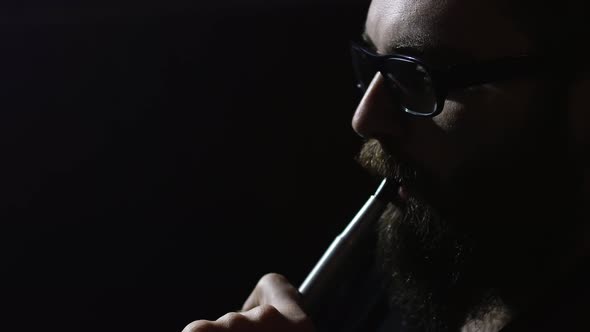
left=183, top=0, right=589, bottom=331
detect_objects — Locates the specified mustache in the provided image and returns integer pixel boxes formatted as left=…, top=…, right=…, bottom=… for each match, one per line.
left=356, top=139, right=419, bottom=186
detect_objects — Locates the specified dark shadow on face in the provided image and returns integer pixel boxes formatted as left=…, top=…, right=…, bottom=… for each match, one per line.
left=356, top=85, right=582, bottom=331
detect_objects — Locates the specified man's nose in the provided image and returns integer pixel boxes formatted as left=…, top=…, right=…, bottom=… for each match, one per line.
left=352, top=73, right=404, bottom=139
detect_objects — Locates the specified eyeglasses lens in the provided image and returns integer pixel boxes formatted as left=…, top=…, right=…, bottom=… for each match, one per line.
left=383, top=60, right=437, bottom=115
left=352, top=46, right=438, bottom=116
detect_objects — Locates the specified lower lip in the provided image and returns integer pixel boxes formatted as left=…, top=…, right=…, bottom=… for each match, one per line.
left=398, top=185, right=409, bottom=201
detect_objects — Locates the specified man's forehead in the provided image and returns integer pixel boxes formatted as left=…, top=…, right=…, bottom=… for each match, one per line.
left=364, top=0, right=532, bottom=61
left=365, top=0, right=438, bottom=53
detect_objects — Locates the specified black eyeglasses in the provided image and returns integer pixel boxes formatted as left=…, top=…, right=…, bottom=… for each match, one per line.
left=351, top=42, right=549, bottom=117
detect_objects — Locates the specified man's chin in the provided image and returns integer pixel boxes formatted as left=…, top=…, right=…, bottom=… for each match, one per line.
left=376, top=201, right=503, bottom=332
left=359, top=137, right=577, bottom=331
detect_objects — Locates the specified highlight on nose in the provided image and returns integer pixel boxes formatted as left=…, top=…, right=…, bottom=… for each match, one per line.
left=352, top=73, right=404, bottom=139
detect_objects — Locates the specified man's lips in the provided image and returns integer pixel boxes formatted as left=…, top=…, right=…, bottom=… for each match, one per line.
left=389, top=176, right=410, bottom=201
left=384, top=179, right=410, bottom=206
left=398, top=184, right=410, bottom=201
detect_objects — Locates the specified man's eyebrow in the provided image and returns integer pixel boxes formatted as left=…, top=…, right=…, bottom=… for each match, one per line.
left=361, top=30, right=426, bottom=55
left=361, top=31, right=378, bottom=51
left=360, top=31, right=476, bottom=64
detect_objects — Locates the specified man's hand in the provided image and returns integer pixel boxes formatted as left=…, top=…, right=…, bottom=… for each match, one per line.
left=183, top=273, right=315, bottom=332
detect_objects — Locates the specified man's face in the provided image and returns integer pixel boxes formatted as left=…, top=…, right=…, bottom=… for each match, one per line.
left=355, top=0, right=544, bottom=198
left=355, top=0, right=577, bottom=331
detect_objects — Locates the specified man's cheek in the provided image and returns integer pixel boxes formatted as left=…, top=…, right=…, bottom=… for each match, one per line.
left=431, top=100, right=464, bottom=131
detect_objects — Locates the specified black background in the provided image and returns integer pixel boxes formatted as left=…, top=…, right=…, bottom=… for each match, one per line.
left=0, top=1, right=381, bottom=331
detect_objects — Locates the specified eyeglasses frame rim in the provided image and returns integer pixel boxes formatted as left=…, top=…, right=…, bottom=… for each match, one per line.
left=351, top=42, right=550, bottom=117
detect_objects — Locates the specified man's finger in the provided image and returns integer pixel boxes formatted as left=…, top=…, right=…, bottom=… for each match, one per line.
left=184, top=305, right=312, bottom=332
left=241, top=304, right=314, bottom=332
left=241, top=273, right=307, bottom=322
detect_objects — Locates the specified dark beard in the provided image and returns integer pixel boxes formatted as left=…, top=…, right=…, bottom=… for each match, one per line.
left=357, top=136, right=579, bottom=332
left=376, top=203, right=500, bottom=332
left=359, top=139, right=496, bottom=332
left=358, top=140, right=475, bottom=331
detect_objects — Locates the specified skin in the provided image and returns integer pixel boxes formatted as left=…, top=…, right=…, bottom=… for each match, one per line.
left=183, top=0, right=589, bottom=331
left=182, top=273, right=314, bottom=332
